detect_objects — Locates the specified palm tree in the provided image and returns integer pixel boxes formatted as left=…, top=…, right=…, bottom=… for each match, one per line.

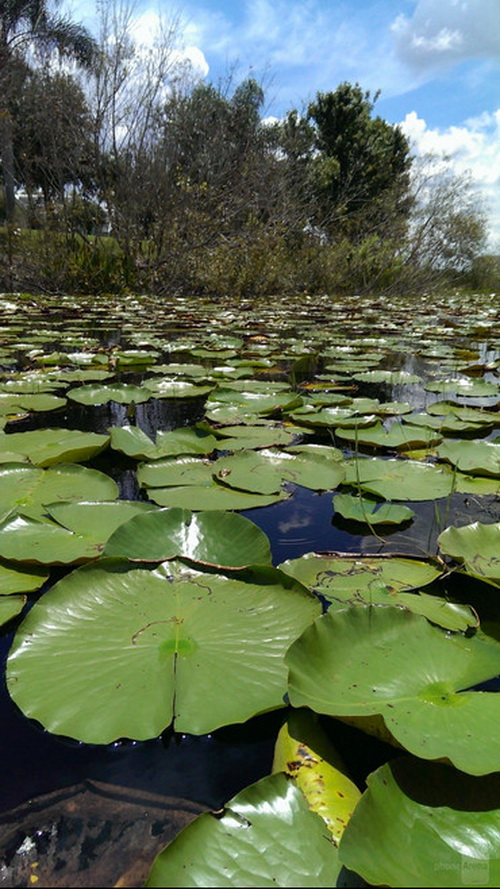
left=0, top=0, right=97, bottom=223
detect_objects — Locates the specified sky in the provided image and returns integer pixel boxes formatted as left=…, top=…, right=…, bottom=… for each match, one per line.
left=66, top=0, right=500, bottom=251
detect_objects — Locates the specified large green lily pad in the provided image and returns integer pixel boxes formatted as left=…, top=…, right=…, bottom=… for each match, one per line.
left=0, top=429, right=110, bottom=467
left=7, top=560, right=320, bottom=742
left=213, top=448, right=346, bottom=494
left=0, top=392, right=66, bottom=415
left=437, top=440, right=500, bottom=477
left=286, top=605, right=500, bottom=775
left=146, top=772, right=342, bottom=888
left=438, top=522, right=500, bottom=588
left=425, top=378, right=498, bottom=397
left=344, top=457, right=457, bottom=500
left=104, top=508, right=272, bottom=567
left=110, top=425, right=218, bottom=460
left=67, top=383, right=152, bottom=405
left=144, top=481, right=291, bottom=511
left=137, top=457, right=215, bottom=489
left=0, top=463, right=119, bottom=522
left=339, top=758, right=500, bottom=888
left=214, top=424, right=305, bottom=450
left=0, top=501, right=156, bottom=565
left=278, top=553, right=474, bottom=631
left=207, top=387, right=302, bottom=415
left=335, top=421, right=441, bottom=449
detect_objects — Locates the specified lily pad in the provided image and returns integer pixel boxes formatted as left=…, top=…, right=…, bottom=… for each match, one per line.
left=278, top=553, right=473, bottom=631
left=0, top=393, right=66, bottom=415
left=0, top=595, right=26, bottom=628
left=104, top=508, right=272, bottom=567
left=286, top=605, right=500, bottom=775
left=353, top=370, right=422, bottom=384
left=214, top=449, right=346, bottom=494
left=143, top=379, right=214, bottom=399
left=137, top=457, right=215, bottom=489
left=67, top=383, right=152, bottom=405
left=7, top=560, right=320, bottom=742
left=0, top=501, right=156, bottom=565
left=110, top=425, right=218, bottom=460
left=339, top=758, right=500, bottom=888
left=425, top=378, right=498, bottom=397
left=334, top=493, right=415, bottom=525
left=0, top=463, right=119, bottom=522
left=335, top=422, right=441, bottom=449
left=438, top=522, right=500, bottom=587
left=144, top=482, right=291, bottom=511
left=146, top=772, right=342, bottom=888
left=272, top=709, right=361, bottom=844
left=0, top=560, right=49, bottom=595
left=0, top=429, right=110, bottom=467
left=437, top=440, right=500, bottom=477
left=214, top=424, right=305, bottom=451
left=344, top=457, right=457, bottom=500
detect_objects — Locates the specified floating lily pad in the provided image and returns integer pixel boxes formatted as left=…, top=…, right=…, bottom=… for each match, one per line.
left=105, top=508, right=272, bottom=567
left=427, top=403, right=500, bottom=425
left=438, top=522, right=500, bottom=588
left=286, top=606, right=500, bottom=775
left=110, top=425, right=218, bottom=460
left=402, top=412, right=488, bottom=434
left=437, top=440, right=500, bottom=477
left=278, top=553, right=472, bottom=631
left=0, top=595, right=26, bottom=628
left=7, top=560, right=320, bottom=742
left=214, top=449, right=346, bottom=494
left=352, top=370, right=422, bottom=384
left=207, top=387, right=302, bottom=415
left=335, top=422, right=441, bottom=449
left=0, top=429, right=110, bottom=467
left=146, top=772, right=342, bottom=888
left=339, top=758, right=500, bottom=888
left=0, top=560, right=49, bottom=595
left=344, top=457, right=456, bottom=500
left=144, top=481, right=291, bottom=511
left=425, top=379, right=498, bottom=397
left=0, top=501, right=156, bottom=565
left=67, top=383, right=152, bottom=405
left=272, top=709, right=361, bottom=844
left=137, top=457, right=215, bottom=489
left=0, top=463, right=119, bottom=522
left=334, top=493, right=415, bottom=525
left=214, top=424, right=304, bottom=451
left=143, top=379, right=214, bottom=399
left=0, top=393, right=66, bottom=415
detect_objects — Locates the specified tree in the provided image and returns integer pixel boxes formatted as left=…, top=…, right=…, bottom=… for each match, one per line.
left=400, top=154, right=488, bottom=288
left=306, top=83, right=412, bottom=241
left=13, top=69, right=94, bottom=217
left=0, top=0, right=96, bottom=223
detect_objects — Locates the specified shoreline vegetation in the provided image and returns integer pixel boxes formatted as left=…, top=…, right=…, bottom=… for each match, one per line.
left=1, top=3, right=498, bottom=298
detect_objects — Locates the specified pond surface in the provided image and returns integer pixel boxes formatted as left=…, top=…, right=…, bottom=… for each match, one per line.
left=0, top=290, right=498, bottom=884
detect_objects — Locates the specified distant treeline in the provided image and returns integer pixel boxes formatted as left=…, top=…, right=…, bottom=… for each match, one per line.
left=0, top=1, right=496, bottom=296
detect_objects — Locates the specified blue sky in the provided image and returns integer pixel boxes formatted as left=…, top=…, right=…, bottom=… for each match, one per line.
left=68, top=0, right=500, bottom=250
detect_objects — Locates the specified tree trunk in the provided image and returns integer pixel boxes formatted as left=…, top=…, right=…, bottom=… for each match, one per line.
left=0, top=110, right=16, bottom=224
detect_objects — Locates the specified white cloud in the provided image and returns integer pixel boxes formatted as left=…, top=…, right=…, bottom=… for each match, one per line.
left=392, top=0, right=500, bottom=71
left=400, top=109, right=500, bottom=250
